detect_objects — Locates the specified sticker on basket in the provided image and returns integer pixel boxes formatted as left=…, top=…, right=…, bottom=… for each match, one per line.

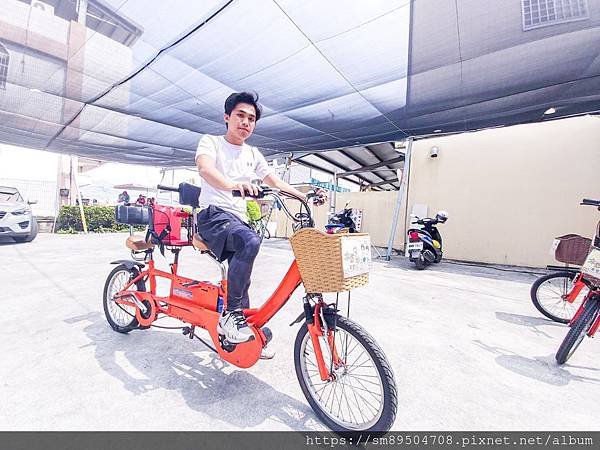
left=581, top=248, right=600, bottom=281
left=549, top=238, right=561, bottom=256
left=340, top=235, right=371, bottom=278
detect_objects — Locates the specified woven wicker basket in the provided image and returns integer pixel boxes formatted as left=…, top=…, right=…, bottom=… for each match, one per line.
left=289, top=228, right=370, bottom=293
left=581, top=247, right=600, bottom=285
left=554, top=234, right=592, bottom=265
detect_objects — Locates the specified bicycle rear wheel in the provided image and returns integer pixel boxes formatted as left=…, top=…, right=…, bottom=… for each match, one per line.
left=103, top=264, right=145, bottom=333
left=555, top=297, right=599, bottom=364
left=530, top=271, right=587, bottom=323
left=294, top=316, right=397, bottom=434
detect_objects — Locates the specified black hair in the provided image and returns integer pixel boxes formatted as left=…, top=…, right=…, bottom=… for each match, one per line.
left=224, top=91, right=262, bottom=124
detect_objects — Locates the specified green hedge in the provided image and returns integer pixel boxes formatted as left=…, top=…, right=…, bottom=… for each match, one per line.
left=57, top=203, right=261, bottom=233
left=56, top=205, right=143, bottom=233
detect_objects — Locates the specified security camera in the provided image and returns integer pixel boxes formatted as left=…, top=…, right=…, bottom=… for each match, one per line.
left=430, top=146, right=439, bottom=158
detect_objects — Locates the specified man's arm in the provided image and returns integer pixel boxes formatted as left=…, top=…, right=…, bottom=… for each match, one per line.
left=196, top=155, right=260, bottom=197
left=262, top=172, right=307, bottom=200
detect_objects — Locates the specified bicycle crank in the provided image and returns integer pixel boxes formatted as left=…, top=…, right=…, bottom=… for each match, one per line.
left=218, top=334, right=237, bottom=353
left=136, top=298, right=156, bottom=327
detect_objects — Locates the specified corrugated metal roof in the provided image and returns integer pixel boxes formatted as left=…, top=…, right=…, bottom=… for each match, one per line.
left=291, top=142, right=404, bottom=191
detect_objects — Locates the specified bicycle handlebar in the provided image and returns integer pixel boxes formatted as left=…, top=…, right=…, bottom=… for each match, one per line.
left=157, top=184, right=179, bottom=192
left=155, top=182, right=318, bottom=227
left=231, top=186, right=280, bottom=199
left=581, top=198, right=600, bottom=207
left=231, top=187, right=320, bottom=228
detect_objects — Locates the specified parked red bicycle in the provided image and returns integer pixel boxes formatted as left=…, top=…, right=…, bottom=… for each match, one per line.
left=530, top=234, right=591, bottom=324
left=555, top=198, right=600, bottom=364
left=104, top=183, right=397, bottom=433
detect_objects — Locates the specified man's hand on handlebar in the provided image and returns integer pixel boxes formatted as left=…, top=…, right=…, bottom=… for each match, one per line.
left=231, top=182, right=262, bottom=199
left=308, top=188, right=328, bottom=207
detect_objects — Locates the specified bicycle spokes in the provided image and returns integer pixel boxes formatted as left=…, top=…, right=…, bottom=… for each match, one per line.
left=107, top=270, right=138, bottom=326
left=301, top=324, right=385, bottom=429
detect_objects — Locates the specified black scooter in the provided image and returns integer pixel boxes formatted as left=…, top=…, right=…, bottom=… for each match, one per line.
left=326, top=201, right=358, bottom=234
left=406, top=211, right=448, bottom=270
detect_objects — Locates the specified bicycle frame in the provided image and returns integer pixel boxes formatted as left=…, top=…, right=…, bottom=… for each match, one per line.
left=107, top=185, right=399, bottom=434
left=113, top=189, right=341, bottom=379
left=566, top=273, right=587, bottom=303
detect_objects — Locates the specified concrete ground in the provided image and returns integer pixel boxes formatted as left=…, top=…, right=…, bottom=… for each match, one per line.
left=0, top=233, right=598, bottom=431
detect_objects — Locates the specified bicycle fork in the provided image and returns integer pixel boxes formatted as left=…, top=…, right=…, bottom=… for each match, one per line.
left=566, top=274, right=586, bottom=303
left=305, top=298, right=343, bottom=382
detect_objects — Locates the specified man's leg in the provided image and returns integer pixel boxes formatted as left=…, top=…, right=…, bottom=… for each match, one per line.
left=224, top=226, right=261, bottom=310
left=217, top=225, right=261, bottom=343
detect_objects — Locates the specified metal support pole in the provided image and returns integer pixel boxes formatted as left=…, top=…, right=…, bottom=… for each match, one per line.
left=385, top=137, right=413, bottom=260
left=284, top=154, right=292, bottom=184
left=329, top=171, right=339, bottom=219
left=72, top=157, right=88, bottom=234
left=77, top=0, right=88, bottom=25
left=170, top=169, right=175, bottom=204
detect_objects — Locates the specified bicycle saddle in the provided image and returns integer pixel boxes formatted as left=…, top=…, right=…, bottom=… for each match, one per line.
left=192, top=233, right=210, bottom=252
left=125, top=235, right=155, bottom=251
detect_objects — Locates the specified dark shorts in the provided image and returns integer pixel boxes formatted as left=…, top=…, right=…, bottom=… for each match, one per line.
left=196, top=205, right=252, bottom=262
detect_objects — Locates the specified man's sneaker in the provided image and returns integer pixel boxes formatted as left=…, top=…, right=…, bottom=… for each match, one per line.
left=260, top=345, right=275, bottom=360
left=217, top=309, right=255, bottom=344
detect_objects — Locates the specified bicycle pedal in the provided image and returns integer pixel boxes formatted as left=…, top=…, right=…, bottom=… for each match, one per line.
left=218, top=334, right=237, bottom=353
left=261, top=326, right=273, bottom=344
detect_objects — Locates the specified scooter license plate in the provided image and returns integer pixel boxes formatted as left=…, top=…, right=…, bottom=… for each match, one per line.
left=406, top=242, right=423, bottom=252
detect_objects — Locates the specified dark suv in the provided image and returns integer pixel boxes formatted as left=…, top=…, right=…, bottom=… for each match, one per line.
left=0, top=186, right=38, bottom=243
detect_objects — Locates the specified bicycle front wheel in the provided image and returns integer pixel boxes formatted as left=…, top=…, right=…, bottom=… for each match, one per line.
left=294, top=316, right=397, bottom=434
left=530, top=271, right=587, bottom=323
left=555, top=297, right=599, bottom=364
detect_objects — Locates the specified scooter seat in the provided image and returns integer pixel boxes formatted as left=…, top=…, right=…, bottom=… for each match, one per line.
left=125, top=235, right=155, bottom=251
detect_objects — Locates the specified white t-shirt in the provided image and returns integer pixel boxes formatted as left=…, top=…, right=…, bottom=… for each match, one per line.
left=195, top=134, right=274, bottom=221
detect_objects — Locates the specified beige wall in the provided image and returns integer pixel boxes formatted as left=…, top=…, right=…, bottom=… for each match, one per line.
left=407, top=116, right=600, bottom=267
left=273, top=116, right=600, bottom=268
left=272, top=189, right=404, bottom=248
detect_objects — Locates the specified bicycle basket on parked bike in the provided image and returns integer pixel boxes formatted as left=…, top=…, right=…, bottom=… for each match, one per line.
left=289, top=228, right=370, bottom=293
left=554, top=234, right=592, bottom=266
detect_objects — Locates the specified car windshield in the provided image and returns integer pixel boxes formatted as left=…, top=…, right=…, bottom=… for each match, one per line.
left=0, top=187, right=24, bottom=203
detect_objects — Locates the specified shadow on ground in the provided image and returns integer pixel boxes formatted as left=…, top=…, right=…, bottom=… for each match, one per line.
left=68, top=311, right=323, bottom=430
left=473, top=339, right=600, bottom=386
left=374, top=256, right=545, bottom=285
left=495, top=311, right=564, bottom=338
left=0, top=236, right=20, bottom=246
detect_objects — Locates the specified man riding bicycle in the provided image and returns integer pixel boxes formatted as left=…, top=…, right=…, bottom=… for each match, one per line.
left=195, top=91, right=325, bottom=357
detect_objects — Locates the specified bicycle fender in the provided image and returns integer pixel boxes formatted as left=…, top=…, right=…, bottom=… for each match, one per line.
left=110, top=259, right=145, bottom=270
left=289, top=311, right=305, bottom=326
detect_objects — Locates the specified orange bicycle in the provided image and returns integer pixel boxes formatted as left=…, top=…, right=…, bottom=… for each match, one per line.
left=555, top=198, right=600, bottom=364
left=103, top=183, right=397, bottom=434
left=530, top=233, right=591, bottom=324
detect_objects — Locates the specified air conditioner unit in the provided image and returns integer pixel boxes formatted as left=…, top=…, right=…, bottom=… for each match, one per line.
left=31, top=1, right=55, bottom=15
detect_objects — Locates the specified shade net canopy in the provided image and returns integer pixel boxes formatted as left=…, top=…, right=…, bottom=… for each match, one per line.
left=0, top=0, right=599, bottom=167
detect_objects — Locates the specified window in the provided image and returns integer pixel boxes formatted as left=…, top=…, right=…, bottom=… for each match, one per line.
left=522, top=0, right=589, bottom=30
left=0, top=44, right=8, bottom=90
